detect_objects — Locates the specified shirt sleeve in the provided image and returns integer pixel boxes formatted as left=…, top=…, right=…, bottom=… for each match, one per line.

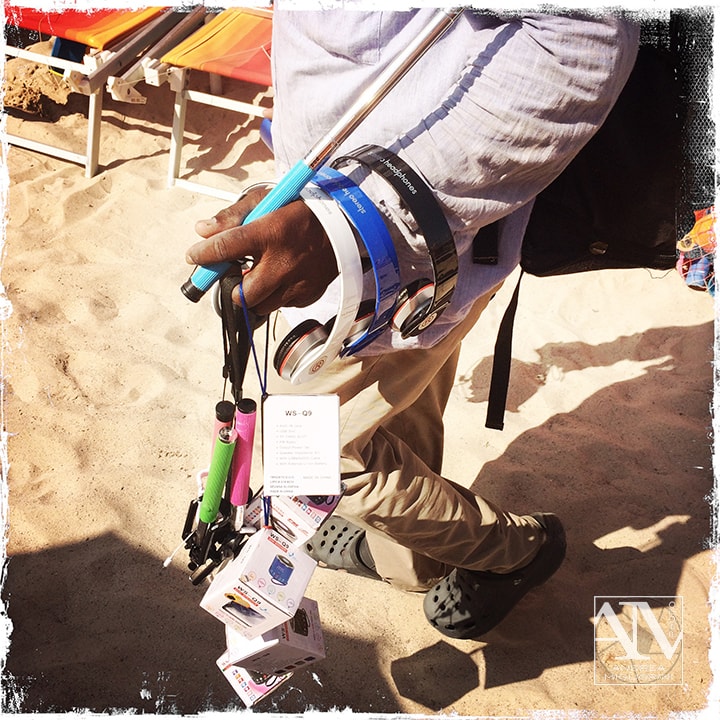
left=270, top=9, right=640, bottom=351
left=390, top=12, right=640, bottom=245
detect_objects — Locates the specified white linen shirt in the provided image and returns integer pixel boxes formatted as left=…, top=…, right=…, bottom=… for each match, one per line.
left=270, top=5, right=640, bottom=353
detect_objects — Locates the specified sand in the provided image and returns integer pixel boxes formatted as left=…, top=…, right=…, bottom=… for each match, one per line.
left=0, top=39, right=717, bottom=717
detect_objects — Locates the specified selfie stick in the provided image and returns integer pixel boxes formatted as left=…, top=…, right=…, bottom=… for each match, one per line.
left=229, top=398, right=257, bottom=509
left=194, top=425, right=237, bottom=547
left=181, top=7, right=463, bottom=302
left=212, top=400, right=236, bottom=462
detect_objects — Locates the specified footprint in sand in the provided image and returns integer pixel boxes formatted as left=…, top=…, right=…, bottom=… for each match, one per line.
left=113, top=364, right=169, bottom=405
left=60, top=291, right=120, bottom=325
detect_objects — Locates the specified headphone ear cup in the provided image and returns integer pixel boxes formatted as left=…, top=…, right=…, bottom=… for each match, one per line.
left=392, top=279, right=434, bottom=335
left=273, top=318, right=328, bottom=380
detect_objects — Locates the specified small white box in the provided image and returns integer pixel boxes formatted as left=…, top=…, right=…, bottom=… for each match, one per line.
left=216, top=662, right=293, bottom=708
left=245, top=494, right=341, bottom=545
left=219, top=597, right=325, bottom=675
left=201, top=527, right=317, bottom=639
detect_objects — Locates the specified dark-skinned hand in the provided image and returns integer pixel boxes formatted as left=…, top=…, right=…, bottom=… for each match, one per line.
left=186, top=185, right=339, bottom=314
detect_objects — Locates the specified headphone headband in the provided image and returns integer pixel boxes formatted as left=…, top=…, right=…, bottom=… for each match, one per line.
left=333, top=144, right=458, bottom=337
left=312, top=166, right=401, bottom=355
left=275, top=184, right=363, bottom=383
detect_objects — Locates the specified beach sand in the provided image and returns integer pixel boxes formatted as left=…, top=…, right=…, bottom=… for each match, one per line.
left=1, top=43, right=717, bottom=716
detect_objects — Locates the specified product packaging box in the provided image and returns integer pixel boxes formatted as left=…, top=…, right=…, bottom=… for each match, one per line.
left=219, top=597, right=325, bottom=676
left=216, top=662, right=293, bottom=708
left=200, top=527, right=317, bottom=639
left=244, top=493, right=342, bottom=545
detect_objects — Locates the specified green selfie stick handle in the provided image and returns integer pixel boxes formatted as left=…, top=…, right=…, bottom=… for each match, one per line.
left=199, top=426, right=237, bottom=525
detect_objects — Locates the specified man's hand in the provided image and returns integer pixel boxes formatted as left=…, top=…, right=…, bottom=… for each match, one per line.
left=186, top=186, right=338, bottom=314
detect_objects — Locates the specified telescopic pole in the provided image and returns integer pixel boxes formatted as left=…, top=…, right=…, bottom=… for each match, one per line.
left=181, top=7, right=463, bottom=302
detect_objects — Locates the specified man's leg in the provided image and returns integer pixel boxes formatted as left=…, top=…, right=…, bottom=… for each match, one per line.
left=269, top=287, right=546, bottom=591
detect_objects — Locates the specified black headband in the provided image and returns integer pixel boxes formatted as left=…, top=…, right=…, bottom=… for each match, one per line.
left=333, top=144, right=458, bottom=337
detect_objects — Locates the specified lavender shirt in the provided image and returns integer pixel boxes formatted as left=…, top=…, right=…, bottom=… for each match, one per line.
left=270, top=5, right=639, bottom=352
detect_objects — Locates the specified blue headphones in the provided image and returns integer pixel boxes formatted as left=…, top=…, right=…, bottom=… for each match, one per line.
left=311, top=166, right=401, bottom=355
left=334, top=145, right=458, bottom=338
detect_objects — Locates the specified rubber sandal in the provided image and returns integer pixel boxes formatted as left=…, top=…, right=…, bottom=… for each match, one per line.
left=423, top=513, right=566, bottom=639
left=305, top=517, right=381, bottom=580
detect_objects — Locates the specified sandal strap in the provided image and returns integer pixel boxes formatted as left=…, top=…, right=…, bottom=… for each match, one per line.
left=306, top=518, right=381, bottom=580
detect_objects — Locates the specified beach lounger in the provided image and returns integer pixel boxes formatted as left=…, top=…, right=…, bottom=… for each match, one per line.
left=3, top=4, right=189, bottom=177
left=106, top=6, right=207, bottom=105
left=145, top=7, right=273, bottom=200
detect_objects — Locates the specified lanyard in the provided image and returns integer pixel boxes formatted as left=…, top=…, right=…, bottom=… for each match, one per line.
left=219, top=266, right=268, bottom=402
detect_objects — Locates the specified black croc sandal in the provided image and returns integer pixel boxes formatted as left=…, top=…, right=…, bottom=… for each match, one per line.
left=423, top=513, right=566, bottom=639
left=305, top=518, right=381, bottom=580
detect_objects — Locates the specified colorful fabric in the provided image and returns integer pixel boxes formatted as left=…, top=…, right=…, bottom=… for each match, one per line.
left=160, top=8, right=272, bottom=86
left=676, top=206, right=716, bottom=296
left=4, top=4, right=164, bottom=51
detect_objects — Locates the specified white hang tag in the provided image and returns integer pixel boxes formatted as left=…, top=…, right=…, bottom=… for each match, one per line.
left=262, top=394, right=341, bottom=497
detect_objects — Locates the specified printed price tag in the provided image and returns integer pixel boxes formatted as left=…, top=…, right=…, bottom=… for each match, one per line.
left=262, top=394, right=341, bottom=496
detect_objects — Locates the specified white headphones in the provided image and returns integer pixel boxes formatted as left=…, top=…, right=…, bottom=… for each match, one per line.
left=272, top=183, right=364, bottom=384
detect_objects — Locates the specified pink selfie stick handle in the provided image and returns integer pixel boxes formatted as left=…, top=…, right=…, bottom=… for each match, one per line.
left=229, top=398, right=257, bottom=507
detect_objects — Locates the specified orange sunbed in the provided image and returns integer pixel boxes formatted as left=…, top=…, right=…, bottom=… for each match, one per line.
left=4, top=5, right=165, bottom=50
left=160, top=7, right=272, bottom=87
left=156, top=7, right=274, bottom=199
left=3, top=3, right=180, bottom=176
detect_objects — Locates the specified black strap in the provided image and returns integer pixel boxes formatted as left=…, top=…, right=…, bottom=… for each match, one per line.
left=219, top=267, right=257, bottom=405
left=485, top=271, right=524, bottom=430
left=472, top=220, right=500, bottom=265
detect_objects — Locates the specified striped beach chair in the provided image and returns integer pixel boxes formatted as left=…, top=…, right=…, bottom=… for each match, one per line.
left=143, top=7, right=273, bottom=199
left=3, top=4, right=189, bottom=176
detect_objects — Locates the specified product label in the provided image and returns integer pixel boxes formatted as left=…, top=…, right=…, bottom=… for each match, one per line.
left=262, top=394, right=341, bottom=496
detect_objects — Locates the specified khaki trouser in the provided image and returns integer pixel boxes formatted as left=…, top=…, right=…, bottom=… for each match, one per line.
left=267, top=288, right=544, bottom=591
